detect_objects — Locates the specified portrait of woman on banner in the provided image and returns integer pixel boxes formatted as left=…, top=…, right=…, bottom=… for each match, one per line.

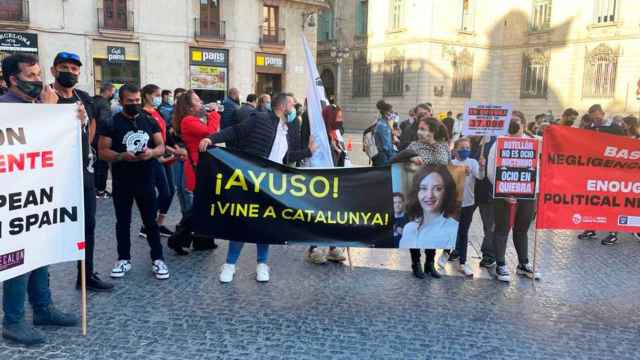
left=399, top=165, right=459, bottom=249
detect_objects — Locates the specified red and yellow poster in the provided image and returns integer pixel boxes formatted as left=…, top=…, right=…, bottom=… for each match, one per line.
left=537, top=125, right=640, bottom=232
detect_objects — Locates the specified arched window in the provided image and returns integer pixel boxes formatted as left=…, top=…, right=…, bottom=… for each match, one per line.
left=383, top=49, right=404, bottom=97
left=352, top=52, right=370, bottom=97
left=520, top=48, right=549, bottom=98
left=583, top=43, right=618, bottom=98
left=451, top=48, right=473, bottom=98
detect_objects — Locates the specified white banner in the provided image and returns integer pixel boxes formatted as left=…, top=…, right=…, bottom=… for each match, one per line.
left=462, top=102, right=512, bottom=137
left=0, top=104, right=85, bottom=282
left=302, top=34, right=334, bottom=168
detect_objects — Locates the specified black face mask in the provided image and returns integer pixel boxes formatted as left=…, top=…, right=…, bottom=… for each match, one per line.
left=15, top=78, right=43, bottom=99
left=508, top=120, right=521, bottom=135
left=123, top=104, right=141, bottom=117
left=56, top=71, right=78, bottom=88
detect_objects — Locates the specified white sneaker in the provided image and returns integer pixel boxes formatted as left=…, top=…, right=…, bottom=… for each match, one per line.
left=516, top=263, right=541, bottom=280
left=152, top=260, right=170, bottom=280
left=326, top=248, right=346, bottom=262
left=437, top=252, right=449, bottom=269
left=495, top=265, right=511, bottom=282
left=219, top=263, right=236, bottom=283
left=110, top=260, right=131, bottom=278
left=460, top=263, right=474, bottom=277
left=256, top=263, right=270, bottom=282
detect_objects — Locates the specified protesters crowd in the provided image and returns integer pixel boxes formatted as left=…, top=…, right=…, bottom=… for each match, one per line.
left=1, top=50, right=640, bottom=347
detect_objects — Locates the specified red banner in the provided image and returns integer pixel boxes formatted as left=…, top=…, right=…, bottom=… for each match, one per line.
left=537, top=126, right=640, bottom=231
left=494, top=137, right=539, bottom=199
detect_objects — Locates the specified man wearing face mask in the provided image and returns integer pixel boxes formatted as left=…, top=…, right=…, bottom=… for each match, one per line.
left=49, top=52, right=114, bottom=293
left=256, top=93, right=271, bottom=113
left=199, top=92, right=318, bottom=283
left=487, top=111, right=540, bottom=282
left=97, top=84, right=169, bottom=280
left=221, top=87, right=241, bottom=129
left=1, top=54, right=81, bottom=346
left=93, top=82, right=115, bottom=199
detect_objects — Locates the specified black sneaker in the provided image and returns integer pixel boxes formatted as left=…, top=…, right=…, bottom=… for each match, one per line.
left=95, top=190, right=112, bottom=199
left=633, top=233, right=640, bottom=241
left=479, top=258, right=496, bottom=268
left=425, top=263, right=441, bottom=279
left=158, top=225, right=174, bottom=237
left=411, top=263, right=425, bottom=279
left=601, top=233, right=618, bottom=246
left=139, top=227, right=147, bottom=238
left=448, top=250, right=460, bottom=262
left=77, top=273, right=114, bottom=292
left=578, top=230, right=597, bottom=240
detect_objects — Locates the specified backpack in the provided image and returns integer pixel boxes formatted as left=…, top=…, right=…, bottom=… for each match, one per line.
left=362, top=122, right=379, bottom=160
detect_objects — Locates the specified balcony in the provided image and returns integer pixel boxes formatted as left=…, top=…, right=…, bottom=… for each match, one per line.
left=260, top=26, right=285, bottom=47
left=0, top=0, right=29, bottom=28
left=97, top=8, right=134, bottom=36
left=195, top=19, right=226, bottom=43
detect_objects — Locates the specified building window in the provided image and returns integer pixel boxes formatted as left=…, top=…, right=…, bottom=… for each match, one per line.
left=594, top=0, right=617, bottom=24
left=383, top=49, right=404, bottom=97
left=583, top=43, right=619, bottom=98
left=460, top=0, right=475, bottom=32
left=451, top=49, right=473, bottom=98
left=199, top=0, right=221, bottom=37
left=520, top=49, right=549, bottom=98
left=530, top=0, right=552, bottom=32
left=263, top=5, right=279, bottom=38
left=389, top=0, right=404, bottom=32
left=0, top=0, right=24, bottom=22
left=352, top=53, right=370, bottom=97
left=318, top=9, right=334, bottom=41
left=355, top=0, right=368, bottom=37
left=103, top=0, right=128, bottom=30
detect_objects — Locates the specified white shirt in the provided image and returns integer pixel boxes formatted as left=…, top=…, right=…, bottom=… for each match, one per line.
left=452, top=158, right=481, bottom=207
left=268, top=120, right=289, bottom=164
left=398, top=214, right=458, bottom=249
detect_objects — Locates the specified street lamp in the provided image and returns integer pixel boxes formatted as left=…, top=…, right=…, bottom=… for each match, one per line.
left=330, top=43, right=350, bottom=103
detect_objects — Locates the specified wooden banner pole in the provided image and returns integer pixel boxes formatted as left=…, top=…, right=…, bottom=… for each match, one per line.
left=346, top=247, right=353, bottom=272
left=80, top=260, right=87, bottom=336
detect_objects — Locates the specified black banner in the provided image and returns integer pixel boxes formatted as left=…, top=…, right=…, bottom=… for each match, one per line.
left=192, top=148, right=394, bottom=248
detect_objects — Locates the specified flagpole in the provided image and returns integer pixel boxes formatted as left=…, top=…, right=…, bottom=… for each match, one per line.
left=80, top=260, right=87, bottom=336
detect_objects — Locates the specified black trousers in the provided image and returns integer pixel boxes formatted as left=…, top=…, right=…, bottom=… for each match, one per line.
left=94, top=159, right=109, bottom=192
left=77, top=187, right=96, bottom=278
left=112, top=181, right=164, bottom=261
left=493, top=198, right=535, bottom=267
left=409, top=249, right=436, bottom=266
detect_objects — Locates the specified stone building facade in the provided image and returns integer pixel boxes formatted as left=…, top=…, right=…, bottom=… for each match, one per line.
left=318, top=0, right=640, bottom=129
left=0, top=0, right=327, bottom=102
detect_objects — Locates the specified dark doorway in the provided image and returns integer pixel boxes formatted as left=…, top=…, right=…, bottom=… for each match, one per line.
left=256, top=73, right=282, bottom=96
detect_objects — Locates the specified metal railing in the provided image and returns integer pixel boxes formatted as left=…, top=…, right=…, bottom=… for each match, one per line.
left=259, top=26, right=285, bottom=46
left=0, top=0, right=29, bottom=23
left=195, top=19, right=226, bottom=41
left=97, top=8, right=134, bottom=32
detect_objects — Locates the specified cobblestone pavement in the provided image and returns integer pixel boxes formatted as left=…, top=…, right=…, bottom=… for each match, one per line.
left=2, top=142, right=640, bottom=359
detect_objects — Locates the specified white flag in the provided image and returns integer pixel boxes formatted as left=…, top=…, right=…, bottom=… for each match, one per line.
left=302, top=34, right=334, bottom=168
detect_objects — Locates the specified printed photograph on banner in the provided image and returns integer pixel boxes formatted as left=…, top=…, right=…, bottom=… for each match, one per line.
left=493, top=136, right=539, bottom=199
left=391, top=163, right=463, bottom=249
left=462, top=102, right=512, bottom=137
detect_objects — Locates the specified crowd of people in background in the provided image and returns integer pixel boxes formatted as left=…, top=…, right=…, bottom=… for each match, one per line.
left=2, top=49, right=640, bottom=346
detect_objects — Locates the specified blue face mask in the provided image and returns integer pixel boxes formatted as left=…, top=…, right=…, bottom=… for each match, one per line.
left=152, top=96, right=162, bottom=108
left=287, top=109, right=297, bottom=123
left=265, top=102, right=272, bottom=111
left=457, top=149, right=471, bottom=160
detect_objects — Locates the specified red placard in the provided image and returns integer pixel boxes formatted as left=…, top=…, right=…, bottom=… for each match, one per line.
left=537, top=125, right=640, bottom=231
left=493, top=136, right=539, bottom=199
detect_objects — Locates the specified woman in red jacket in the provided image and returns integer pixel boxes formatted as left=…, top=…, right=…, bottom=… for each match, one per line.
left=171, top=90, right=220, bottom=252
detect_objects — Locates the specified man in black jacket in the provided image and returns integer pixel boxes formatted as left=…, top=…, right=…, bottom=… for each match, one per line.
left=199, top=93, right=317, bottom=283
left=93, top=82, right=115, bottom=199
left=226, top=94, right=257, bottom=150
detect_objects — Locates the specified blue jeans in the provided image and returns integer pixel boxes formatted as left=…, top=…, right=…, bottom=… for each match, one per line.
left=3, top=267, right=52, bottom=325
left=171, top=160, right=193, bottom=214
left=226, top=242, right=269, bottom=264
left=152, top=160, right=175, bottom=215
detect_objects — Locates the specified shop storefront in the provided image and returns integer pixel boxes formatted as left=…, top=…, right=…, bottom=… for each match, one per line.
left=255, top=52, right=285, bottom=96
left=92, top=40, right=140, bottom=94
left=0, top=31, right=38, bottom=84
left=189, top=47, right=228, bottom=103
